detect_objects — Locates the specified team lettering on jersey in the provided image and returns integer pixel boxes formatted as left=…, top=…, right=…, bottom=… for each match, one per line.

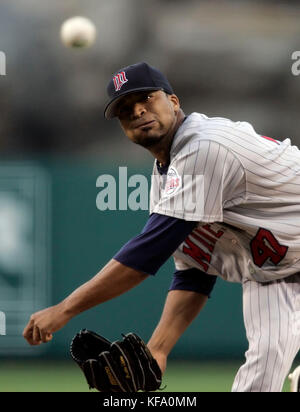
left=184, top=224, right=290, bottom=272
left=183, top=224, right=225, bottom=271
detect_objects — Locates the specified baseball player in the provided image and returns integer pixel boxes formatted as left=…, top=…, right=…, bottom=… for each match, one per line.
left=23, top=62, right=300, bottom=392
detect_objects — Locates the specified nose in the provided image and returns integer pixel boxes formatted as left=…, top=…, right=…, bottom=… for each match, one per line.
left=131, top=102, right=146, bottom=118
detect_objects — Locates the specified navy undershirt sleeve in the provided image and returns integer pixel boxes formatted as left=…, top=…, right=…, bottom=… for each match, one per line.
left=169, top=268, right=217, bottom=298
left=113, top=213, right=197, bottom=275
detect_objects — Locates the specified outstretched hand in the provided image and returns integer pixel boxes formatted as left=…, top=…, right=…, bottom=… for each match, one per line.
left=23, top=304, right=71, bottom=346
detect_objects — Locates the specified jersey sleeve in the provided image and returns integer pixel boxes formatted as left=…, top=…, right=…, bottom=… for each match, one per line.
left=113, top=213, right=197, bottom=275
left=169, top=268, right=217, bottom=298
left=151, top=140, right=246, bottom=222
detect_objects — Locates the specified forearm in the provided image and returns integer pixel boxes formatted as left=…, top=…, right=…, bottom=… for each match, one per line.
left=23, top=259, right=148, bottom=345
left=148, top=290, right=207, bottom=362
left=62, top=259, right=148, bottom=318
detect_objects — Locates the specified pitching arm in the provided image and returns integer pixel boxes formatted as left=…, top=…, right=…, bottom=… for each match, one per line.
left=23, top=214, right=197, bottom=346
left=23, top=260, right=148, bottom=346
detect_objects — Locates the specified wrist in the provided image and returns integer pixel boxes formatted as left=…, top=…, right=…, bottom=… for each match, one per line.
left=147, top=338, right=171, bottom=359
left=147, top=344, right=167, bottom=375
left=59, top=297, right=80, bottom=319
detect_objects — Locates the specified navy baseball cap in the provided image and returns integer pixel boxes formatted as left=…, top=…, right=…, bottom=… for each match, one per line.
left=104, top=62, right=174, bottom=119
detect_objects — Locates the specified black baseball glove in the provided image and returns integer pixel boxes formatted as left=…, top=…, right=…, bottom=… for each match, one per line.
left=70, top=329, right=162, bottom=392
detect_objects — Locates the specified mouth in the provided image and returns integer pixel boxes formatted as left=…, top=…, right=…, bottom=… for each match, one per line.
left=135, top=120, right=156, bottom=129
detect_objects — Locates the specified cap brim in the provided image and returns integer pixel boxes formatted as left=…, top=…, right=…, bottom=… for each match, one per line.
left=104, top=87, right=163, bottom=119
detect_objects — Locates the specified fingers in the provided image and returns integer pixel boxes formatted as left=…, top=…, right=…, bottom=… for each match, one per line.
left=39, top=330, right=53, bottom=343
left=23, top=325, right=41, bottom=346
left=23, top=319, right=37, bottom=346
left=23, top=304, right=68, bottom=346
left=23, top=315, right=53, bottom=346
left=23, top=318, right=34, bottom=340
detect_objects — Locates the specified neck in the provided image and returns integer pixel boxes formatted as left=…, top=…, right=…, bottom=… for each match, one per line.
left=148, top=110, right=185, bottom=166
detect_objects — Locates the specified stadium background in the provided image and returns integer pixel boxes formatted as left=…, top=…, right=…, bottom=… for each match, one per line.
left=0, top=0, right=299, bottom=392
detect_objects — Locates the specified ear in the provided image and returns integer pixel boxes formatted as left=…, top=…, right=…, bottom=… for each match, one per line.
left=168, top=94, right=180, bottom=114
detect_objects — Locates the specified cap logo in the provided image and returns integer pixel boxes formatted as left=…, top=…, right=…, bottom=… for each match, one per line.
left=113, top=71, right=128, bottom=92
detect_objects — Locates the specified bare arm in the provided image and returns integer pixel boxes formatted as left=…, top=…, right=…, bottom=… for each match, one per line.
left=23, top=259, right=148, bottom=345
left=62, top=259, right=148, bottom=315
left=147, top=290, right=208, bottom=374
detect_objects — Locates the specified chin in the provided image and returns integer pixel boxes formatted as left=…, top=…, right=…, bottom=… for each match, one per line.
left=135, top=133, right=164, bottom=148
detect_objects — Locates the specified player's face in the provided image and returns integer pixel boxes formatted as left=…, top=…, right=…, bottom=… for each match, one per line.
left=116, top=91, right=180, bottom=148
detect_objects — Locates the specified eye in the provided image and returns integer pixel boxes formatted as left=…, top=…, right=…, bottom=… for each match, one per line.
left=140, top=94, right=153, bottom=102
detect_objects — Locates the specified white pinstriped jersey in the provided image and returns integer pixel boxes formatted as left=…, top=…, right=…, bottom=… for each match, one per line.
left=149, top=112, right=300, bottom=283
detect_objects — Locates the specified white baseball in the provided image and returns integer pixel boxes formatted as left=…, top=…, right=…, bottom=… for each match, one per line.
left=60, top=16, right=96, bottom=48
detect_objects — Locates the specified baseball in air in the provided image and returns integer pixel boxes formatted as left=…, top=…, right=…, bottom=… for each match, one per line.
left=60, top=16, right=96, bottom=48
